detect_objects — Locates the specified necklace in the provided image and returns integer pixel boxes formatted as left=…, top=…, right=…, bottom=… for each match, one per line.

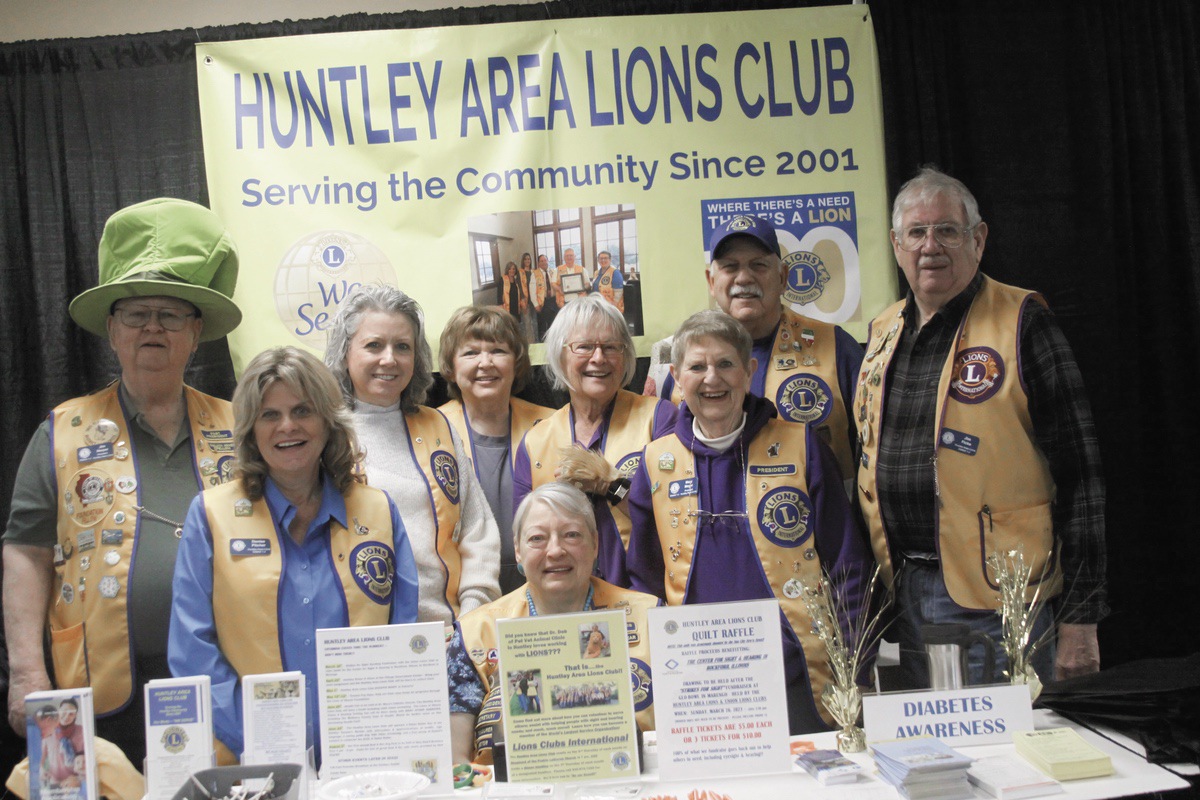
left=134, top=505, right=184, bottom=538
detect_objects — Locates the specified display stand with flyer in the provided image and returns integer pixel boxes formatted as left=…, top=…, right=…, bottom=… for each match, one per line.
left=646, top=599, right=792, bottom=782
left=143, top=676, right=214, bottom=800
left=494, top=609, right=640, bottom=784
left=242, top=671, right=311, bottom=790
left=316, top=622, right=454, bottom=792
left=24, top=688, right=98, bottom=800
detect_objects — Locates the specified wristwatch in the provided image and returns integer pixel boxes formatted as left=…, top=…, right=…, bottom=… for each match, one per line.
left=606, top=477, right=631, bottom=505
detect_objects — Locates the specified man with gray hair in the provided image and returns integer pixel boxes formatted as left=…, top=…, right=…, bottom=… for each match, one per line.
left=856, top=166, right=1107, bottom=689
left=654, top=215, right=863, bottom=483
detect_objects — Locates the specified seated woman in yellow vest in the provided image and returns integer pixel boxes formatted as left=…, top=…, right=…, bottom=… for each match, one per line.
left=325, top=285, right=501, bottom=624
left=625, top=310, right=874, bottom=735
left=513, top=295, right=677, bottom=586
left=447, top=483, right=659, bottom=764
left=168, top=346, right=419, bottom=762
left=438, top=306, right=552, bottom=594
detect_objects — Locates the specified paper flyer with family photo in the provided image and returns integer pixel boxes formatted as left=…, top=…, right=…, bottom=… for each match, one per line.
left=496, top=609, right=639, bottom=783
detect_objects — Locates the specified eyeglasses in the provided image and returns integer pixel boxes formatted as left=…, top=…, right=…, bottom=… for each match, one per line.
left=564, top=341, right=626, bottom=357
left=113, top=306, right=196, bottom=331
left=688, top=509, right=749, bottom=534
left=893, top=223, right=978, bottom=252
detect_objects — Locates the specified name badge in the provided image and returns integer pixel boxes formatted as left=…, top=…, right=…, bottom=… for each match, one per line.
left=668, top=478, right=698, bottom=499
left=749, top=464, right=797, bottom=476
left=230, top=538, right=272, bottom=556
left=939, top=428, right=980, bottom=456
left=77, top=443, right=114, bottom=464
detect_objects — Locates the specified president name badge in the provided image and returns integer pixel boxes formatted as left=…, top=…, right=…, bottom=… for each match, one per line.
left=668, top=478, right=698, bottom=499
left=230, top=538, right=272, bottom=556
left=351, top=541, right=395, bottom=604
left=430, top=450, right=460, bottom=504
left=757, top=487, right=813, bottom=547
left=949, top=347, right=1005, bottom=404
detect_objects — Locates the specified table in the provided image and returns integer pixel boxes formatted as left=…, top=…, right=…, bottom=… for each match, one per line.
left=471, top=710, right=1190, bottom=799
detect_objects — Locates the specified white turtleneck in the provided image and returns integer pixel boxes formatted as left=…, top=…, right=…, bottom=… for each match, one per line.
left=692, top=413, right=747, bottom=454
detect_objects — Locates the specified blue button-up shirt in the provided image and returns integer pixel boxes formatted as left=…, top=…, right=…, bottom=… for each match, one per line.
left=168, top=474, right=419, bottom=758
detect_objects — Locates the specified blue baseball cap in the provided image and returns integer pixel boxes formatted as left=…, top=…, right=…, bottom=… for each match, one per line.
left=707, top=214, right=780, bottom=260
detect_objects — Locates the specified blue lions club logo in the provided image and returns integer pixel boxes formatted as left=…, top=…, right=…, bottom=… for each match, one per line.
left=757, top=487, right=813, bottom=547
left=776, top=374, right=833, bottom=425
left=350, top=542, right=395, bottom=603
left=430, top=450, right=460, bottom=504
left=783, top=251, right=831, bottom=306
left=729, top=215, right=754, bottom=231
left=949, top=347, right=1005, bottom=404
left=630, top=657, right=653, bottom=712
left=615, top=452, right=641, bottom=477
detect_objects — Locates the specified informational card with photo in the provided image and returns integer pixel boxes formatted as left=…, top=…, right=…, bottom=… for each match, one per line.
left=316, top=623, right=454, bottom=792
left=648, top=599, right=791, bottom=781
left=242, top=671, right=307, bottom=768
left=496, top=610, right=640, bottom=783
left=25, top=688, right=97, bottom=800
left=144, top=676, right=213, bottom=800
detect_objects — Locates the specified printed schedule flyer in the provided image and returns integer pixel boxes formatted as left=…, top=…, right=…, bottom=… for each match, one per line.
left=648, top=599, right=791, bottom=781
left=496, top=610, right=640, bottom=783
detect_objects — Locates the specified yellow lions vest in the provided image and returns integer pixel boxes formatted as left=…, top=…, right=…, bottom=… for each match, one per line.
left=396, top=407, right=465, bottom=614
left=524, top=391, right=659, bottom=548
left=457, top=577, right=658, bottom=762
left=206, top=479, right=394, bottom=677
left=641, top=421, right=835, bottom=726
left=439, top=397, right=550, bottom=472
left=595, top=266, right=624, bottom=312
left=531, top=268, right=548, bottom=307
left=670, top=308, right=853, bottom=479
left=49, top=382, right=234, bottom=715
left=856, top=276, right=1060, bottom=610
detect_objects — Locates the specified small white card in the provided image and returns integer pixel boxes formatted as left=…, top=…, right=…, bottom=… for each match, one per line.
left=647, top=599, right=791, bottom=781
left=316, top=623, right=453, bottom=792
left=144, top=677, right=213, bottom=800
left=863, top=683, right=1035, bottom=746
left=242, top=671, right=307, bottom=767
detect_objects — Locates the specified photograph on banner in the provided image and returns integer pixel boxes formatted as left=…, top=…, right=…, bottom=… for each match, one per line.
left=701, top=191, right=861, bottom=324
left=196, top=5, right=894, bottom=374
left=466, top=205, right=642, bottom=343
left=496, top=609, right=639, bottom=783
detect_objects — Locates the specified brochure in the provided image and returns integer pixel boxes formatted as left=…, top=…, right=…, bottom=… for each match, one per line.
left=144, top=676, right=213, bottom=800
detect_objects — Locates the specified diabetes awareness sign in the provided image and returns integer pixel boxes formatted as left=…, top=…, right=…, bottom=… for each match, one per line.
left=196, top=6, right=894, bottom=373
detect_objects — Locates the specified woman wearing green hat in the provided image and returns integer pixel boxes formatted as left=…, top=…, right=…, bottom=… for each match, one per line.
left=2, top=198, right=241, bottom=766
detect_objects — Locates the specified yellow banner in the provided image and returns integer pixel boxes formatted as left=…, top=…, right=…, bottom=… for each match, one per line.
left=196, top=6, right=895, bottom=373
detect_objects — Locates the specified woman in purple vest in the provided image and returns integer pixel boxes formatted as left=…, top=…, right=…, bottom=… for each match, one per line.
left=626, top=310, right=874, bottom=734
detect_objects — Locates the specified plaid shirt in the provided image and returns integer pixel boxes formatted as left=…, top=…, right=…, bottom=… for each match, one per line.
left=875, top=272, right=1108, bottom=624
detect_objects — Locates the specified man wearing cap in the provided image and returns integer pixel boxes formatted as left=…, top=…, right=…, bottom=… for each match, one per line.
left=857, top=167, right=1106, bottom=688
left=656, top=215, right=863, bottom=483
left=2, top=198, right=241, bottom=764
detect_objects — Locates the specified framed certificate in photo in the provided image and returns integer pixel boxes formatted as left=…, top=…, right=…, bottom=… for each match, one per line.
left=561, top=272, right=586, bottom=295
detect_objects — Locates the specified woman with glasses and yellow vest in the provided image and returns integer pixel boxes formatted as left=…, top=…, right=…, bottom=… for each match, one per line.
left=446, top=483, right=660, bottom=765
left=325, top=285, right=501, bottom=624
left=513, top=296, right=677, bottom=587
left=168, top=346, right=419, bottom=762
left=439, top=306, right=552, bottom=594
left=626, top=311, right=872, bottom=734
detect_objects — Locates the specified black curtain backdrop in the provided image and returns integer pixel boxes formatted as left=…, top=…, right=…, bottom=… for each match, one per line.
left=2, top=0, right=1198, bottom=735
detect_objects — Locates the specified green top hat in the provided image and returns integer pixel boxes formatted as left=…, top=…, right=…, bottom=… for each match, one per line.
left=69, top=198, right=242, bottom=342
